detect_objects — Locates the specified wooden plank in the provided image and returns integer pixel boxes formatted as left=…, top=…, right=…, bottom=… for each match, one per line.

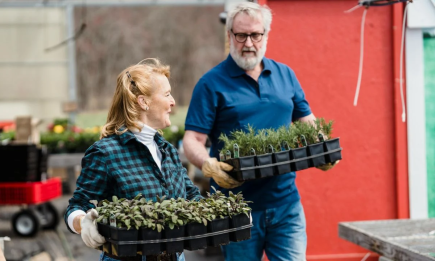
left=339, top=221, right=435, bottom=261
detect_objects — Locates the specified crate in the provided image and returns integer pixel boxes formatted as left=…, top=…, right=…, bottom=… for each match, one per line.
left=0, top=144, right=39, bottom=182
left=0, top=177, right=62, bottom=205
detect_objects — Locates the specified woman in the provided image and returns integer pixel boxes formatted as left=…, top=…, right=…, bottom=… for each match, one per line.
left=64, top=58, right=201, bottom=261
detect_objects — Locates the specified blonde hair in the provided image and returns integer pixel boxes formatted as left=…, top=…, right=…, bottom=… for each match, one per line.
left=100, top=58, right=170, bottom=139
left=226, top=2, right=272, bottom=34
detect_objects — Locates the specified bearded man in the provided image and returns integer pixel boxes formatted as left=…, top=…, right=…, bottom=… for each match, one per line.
left=183, top=2, right=321, bottom=261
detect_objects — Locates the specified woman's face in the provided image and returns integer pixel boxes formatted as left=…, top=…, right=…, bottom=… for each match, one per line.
left=146, top=74, right=175, bottom=129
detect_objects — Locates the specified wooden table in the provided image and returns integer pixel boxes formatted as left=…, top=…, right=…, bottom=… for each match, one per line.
left=339, top=219, right=435, bottom=261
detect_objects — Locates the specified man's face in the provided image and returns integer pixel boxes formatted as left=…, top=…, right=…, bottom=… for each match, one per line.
left=229, top=12, right=267, bottom=70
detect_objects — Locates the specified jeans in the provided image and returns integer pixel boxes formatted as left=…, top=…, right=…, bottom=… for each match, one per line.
left=99, top=252, right=185, bottom=261
left=221, top=200, right=307, bottom=261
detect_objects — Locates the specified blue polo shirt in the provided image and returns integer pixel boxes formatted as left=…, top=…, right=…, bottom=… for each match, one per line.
left=185, top=55, right=312, bottom=210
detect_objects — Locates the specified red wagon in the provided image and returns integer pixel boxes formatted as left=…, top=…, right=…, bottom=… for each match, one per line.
left=0, top=177, right=62, bottom=237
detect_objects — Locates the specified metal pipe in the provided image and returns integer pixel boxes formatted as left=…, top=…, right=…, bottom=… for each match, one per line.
left=66, top=4, right=77, bottom=124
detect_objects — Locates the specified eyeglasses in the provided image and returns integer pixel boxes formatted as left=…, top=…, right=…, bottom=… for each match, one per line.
left=231, top=29, right=265, bottom=43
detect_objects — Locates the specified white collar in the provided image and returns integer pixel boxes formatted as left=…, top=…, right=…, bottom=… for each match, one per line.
left=132, top=122, right=157, bottom=146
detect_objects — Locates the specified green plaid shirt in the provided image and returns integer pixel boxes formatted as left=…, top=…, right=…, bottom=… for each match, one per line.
left=64, top=129, right=201, bottom=232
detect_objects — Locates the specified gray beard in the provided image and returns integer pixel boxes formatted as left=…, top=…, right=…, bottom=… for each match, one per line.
left=230, top=38, right=267, bottom=71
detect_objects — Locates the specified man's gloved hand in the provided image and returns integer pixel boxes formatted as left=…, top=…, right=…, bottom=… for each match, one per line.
left=316, top=160, right=340, bottom=171
left=202, top=157, right=244, bottom=189
left=80, top=209, right=105, bottom=249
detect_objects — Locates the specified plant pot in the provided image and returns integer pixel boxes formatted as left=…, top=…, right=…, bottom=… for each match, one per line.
left=110, top=227, right=139, bottom=257
left=291, top=147, right=309, bottom=171
left=225, top=156, right=256, bottom=181
left=307, top=143, right=326, bottom=167
left=164, top=225, right=185, bottom=254
left=207, top=217, right=229, bottom=247
left=273, top=150, right=291, bottom=175
left=184, top=222, right=207, bottom=251
left=97, top=222, right=112, bottom=254
left=323, top=138, right=342, bottom=163
left=229, top=213, right=251, bottom=242
left=98, top=222, right=111, bottom=237
left=140, top=227, right=162, bottom=255
left=256, top=154, right=274, bottom=178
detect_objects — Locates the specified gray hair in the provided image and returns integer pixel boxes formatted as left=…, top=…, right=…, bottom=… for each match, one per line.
left=226, top=2, right=272, bottom=33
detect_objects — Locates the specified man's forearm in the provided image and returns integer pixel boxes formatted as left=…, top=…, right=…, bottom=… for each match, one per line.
left=183, top=137, right=210, bottom=169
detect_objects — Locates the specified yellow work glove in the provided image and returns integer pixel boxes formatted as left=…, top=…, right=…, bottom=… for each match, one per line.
left=316, top=160, right=340, bottom=171
left=202, top=158, right=244, bottom=189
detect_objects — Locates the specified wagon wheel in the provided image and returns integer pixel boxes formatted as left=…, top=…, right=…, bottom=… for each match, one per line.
left=11, top=210, right=40, bottom=237
left=37, top=202, right=60, bottom=230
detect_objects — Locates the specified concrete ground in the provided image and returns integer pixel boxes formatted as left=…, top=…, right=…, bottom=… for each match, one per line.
left=0, top=194, right=225, bottom=261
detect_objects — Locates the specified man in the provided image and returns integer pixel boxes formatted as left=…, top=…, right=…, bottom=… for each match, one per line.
left=183, top=2, right=337, bottom=261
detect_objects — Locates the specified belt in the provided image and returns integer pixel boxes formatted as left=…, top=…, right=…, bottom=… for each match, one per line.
left=103, top=252, right=178, bottom=261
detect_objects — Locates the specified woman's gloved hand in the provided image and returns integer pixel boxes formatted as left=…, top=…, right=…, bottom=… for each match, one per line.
left=80, top=209, right=106, bottom=249
left=316, top=160, right=340, bottom=171
left=202, top=158, right=244, bottom=189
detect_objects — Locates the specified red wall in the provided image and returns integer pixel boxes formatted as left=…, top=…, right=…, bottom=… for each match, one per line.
left=263, top=1, right=408, bottom=260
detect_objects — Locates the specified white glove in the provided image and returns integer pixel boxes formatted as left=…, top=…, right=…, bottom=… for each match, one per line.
left=80, top=209, right=106, bottom=249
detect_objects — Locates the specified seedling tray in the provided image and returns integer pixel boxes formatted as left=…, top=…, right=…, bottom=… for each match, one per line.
left=103, top=223, right=253, bottom=257
left=225, top=138, right=343, bottom=181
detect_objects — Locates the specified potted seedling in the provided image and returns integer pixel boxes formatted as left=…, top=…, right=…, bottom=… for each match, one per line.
left=184, top=201, right=209, bottom=251
left=295, top=120, right=327, bottom=168
left=253, top=129, right=274, bottom=178
left=219, top=127, right=256, bottom=181
left=290, top=122, right=312, bottom=171
left=161, top=197, right=189, bottom=253
left=108, top=196, right=140, bottom=257
left=138, top=197, right=164, bottom=256
left=204, top=188, right=230, bottom=247
left=95, top=198, right=120, bottom=255
left=315, top=118, right=342, bottom=163
left=95, top=199, right=113, bottom=239
left=227, top=191, right=252, bottom=242
left=269, top=126, right=292, bottom=175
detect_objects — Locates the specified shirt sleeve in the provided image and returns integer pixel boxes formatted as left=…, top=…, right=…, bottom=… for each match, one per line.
left=169, top=143, right=202, bottom=201
left=64, top=144, right=109, bottom=234
left=185, top=77, right=217, bottom=134
left=289, top=68, right=312, bottom=121
left=183, top=167, right=203, bottom=201
left=67, top=209, right=86, bottom=234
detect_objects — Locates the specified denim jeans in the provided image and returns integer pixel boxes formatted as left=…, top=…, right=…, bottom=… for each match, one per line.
left=99, top=252, right=185, bottom=261
left=221, top=200, right=307, bottom=261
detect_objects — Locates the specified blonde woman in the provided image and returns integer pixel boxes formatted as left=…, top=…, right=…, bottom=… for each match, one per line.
left=64, top=58, right=200, bottom=261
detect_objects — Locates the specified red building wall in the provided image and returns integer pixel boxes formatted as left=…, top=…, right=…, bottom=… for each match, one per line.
left=261, top=0, right=409, bottom=260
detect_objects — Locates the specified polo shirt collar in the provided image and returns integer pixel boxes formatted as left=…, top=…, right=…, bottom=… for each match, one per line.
left=225, top=54, right=272, bottom=77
